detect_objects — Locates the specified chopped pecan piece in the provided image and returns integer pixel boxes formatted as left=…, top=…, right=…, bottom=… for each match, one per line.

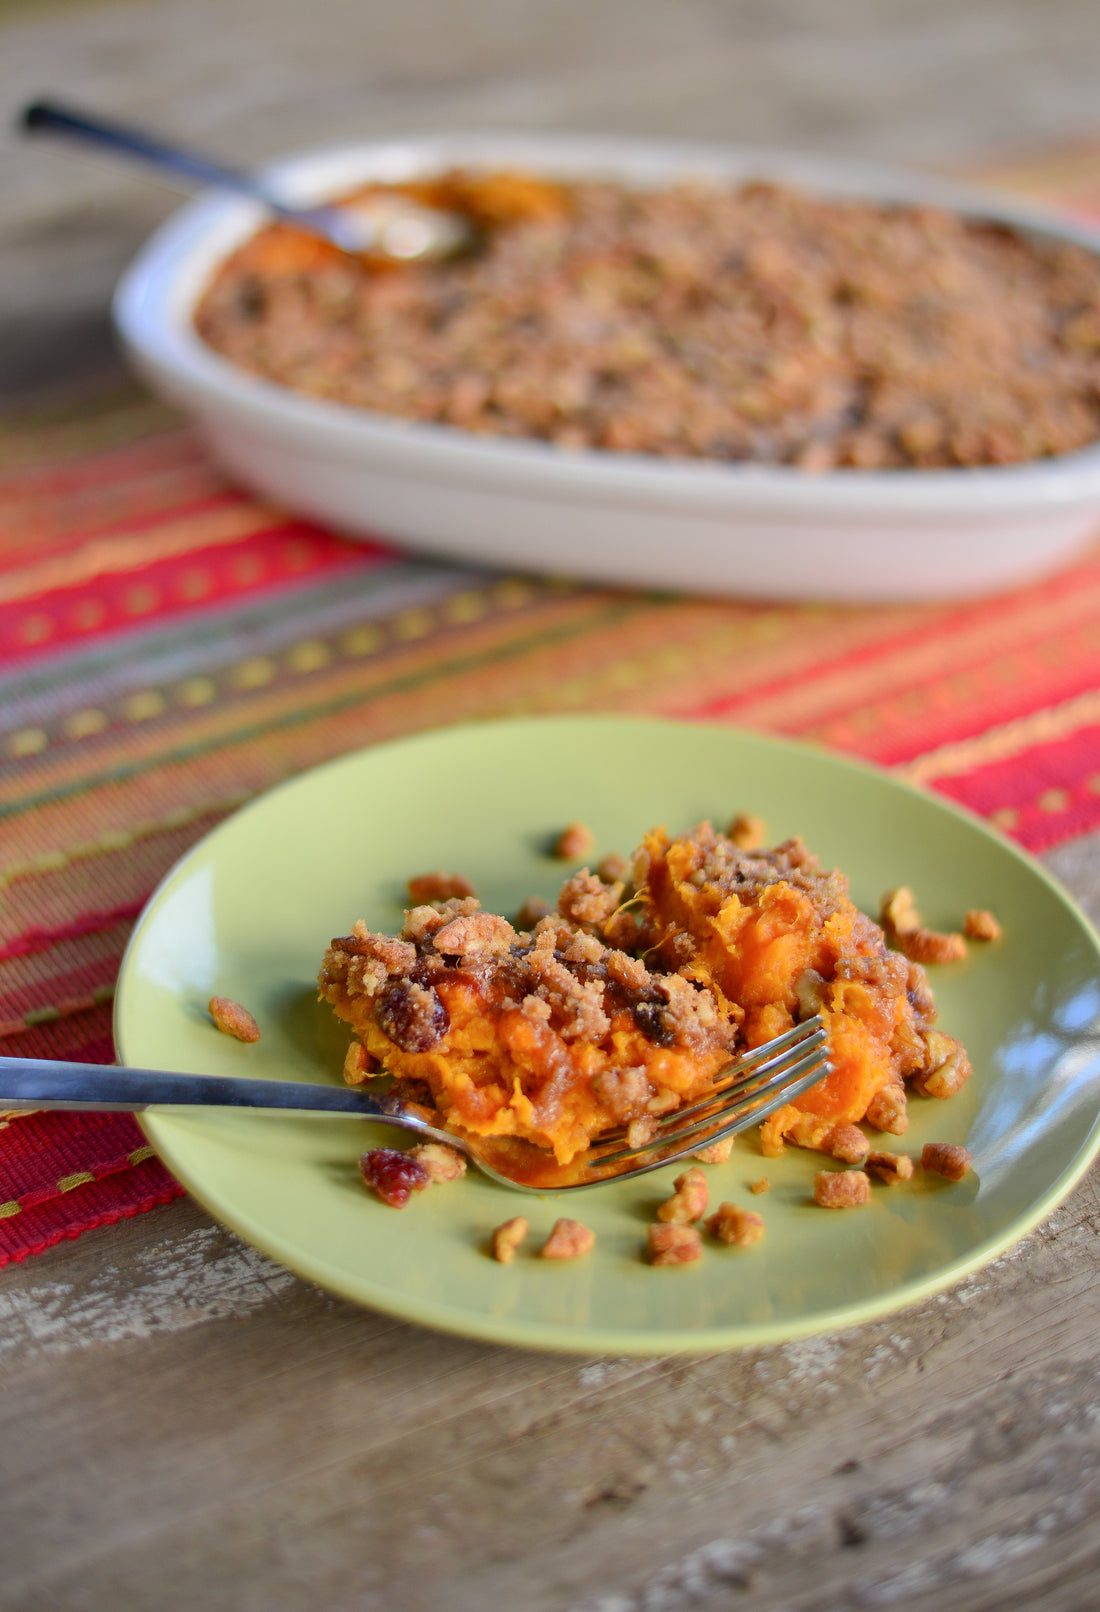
left=760, top=1108, right=864, bottom=1159
left=406, top=871, right=476, bottom=904
left=814, top=1169, right=871, bottom=1208
left=336, top=924, right=418, bottom=973
left=794, top=968, right=828, bottom=1017
left=865, top=1084, right=909, bottom=1135
left=491, top=1216, right=530, bottom=1263
left=656, top=1166, right=709, bottom=1224
left=880, top=887, right=967, bottom=964
left=208, top=996, right=260, bottom=1042
left=626, top=1115, right=659, bottom=1150
left=646, top=1223, right=703, bottom=1266
left=401, top=904, right=450, bottom=944
left=646, top=1087, right=682, bottom=1116
left=540, top=1218, right=596, bottom=1259
left=432, top=911, right=517, bottom=957
left=964, top=908, right=1002, bottom=942
left=563, top=928, right=606, bottom=965
left=409, top=1143, right=467, bottom=1183
left=890, top=1012, right=928, bottom=1078
left=905, top=962, right=937, bottom=1032
left=605, top=950, right=651, bottom=991
left=922, top=1142, right=973, bottom=1181
left=865, top=1150, right=915, bottom=1185
left=826, top=1123, right=871, bottom=1164
left=514, top=895, right=553, bottom=931
left=880, top=886, right=921, bottom=936
left=590, top=1064, right=651, bottom=1124
left=342, top=1041, right=377, bottom=1085
left=706, top=1202, right=765, bottom=1246
left=692, top=1137, right=735, bottom=1165
left=557, top=869, right=623, bottom=928
left=914, top=1030, right=972, bottom=1099
left=726, top=813, right=766, bottom=851
left=901, top=927, right=968, bottom=964
left=553, top=821, right=595, bottom=860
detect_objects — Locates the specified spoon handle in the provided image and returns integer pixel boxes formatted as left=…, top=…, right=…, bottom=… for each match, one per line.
left=20, top=96, right=469, bottom=261
left=22, top=97, right=284, bottom=205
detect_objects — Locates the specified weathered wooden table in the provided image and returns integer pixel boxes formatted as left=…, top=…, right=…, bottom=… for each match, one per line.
left=3, top=2, right=1100, bottom=1608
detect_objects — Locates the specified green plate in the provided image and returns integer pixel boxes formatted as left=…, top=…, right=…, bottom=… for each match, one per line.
left=114, top=715, right=1100, bottom=1354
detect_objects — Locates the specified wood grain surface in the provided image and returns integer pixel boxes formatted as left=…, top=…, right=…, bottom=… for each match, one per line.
left=3, top=3, right=1100, bottom=1608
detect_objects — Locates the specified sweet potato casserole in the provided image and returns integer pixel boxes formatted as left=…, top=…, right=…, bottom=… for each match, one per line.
left=196, top=170, right=1100, bottom=470
left=318, top=822, right=971, bottom=1177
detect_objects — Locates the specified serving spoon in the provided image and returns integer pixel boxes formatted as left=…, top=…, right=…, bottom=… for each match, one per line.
left=21, top=97, right=473, bottom=263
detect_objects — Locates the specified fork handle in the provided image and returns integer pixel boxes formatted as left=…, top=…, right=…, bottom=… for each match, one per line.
left=0, top=1056, right=398, bottom=1119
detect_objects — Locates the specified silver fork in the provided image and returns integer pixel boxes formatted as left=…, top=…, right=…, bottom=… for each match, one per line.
left=0, top=1016, right=829, bottom=1192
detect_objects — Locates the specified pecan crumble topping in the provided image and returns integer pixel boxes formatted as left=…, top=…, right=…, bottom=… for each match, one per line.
left=197, top=172, right=1100, bottom=471
left=319, top=821, right=974, bottom=1184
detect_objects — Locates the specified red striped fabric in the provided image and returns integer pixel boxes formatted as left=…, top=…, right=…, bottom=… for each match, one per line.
left=4, top=145, right=1100, bottom=1263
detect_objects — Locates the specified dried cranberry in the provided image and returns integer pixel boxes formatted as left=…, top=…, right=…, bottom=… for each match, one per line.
left=360, top=1147, right=431, bottom=1208
left=376, top=980, right=449, bottom=1052
left=236, top=274, right=266, bottom=319
left=633, top=998, right=675, bottom=1046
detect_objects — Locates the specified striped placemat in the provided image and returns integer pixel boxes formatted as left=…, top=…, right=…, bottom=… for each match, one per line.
left=3, top=149, right=1100, bottom=1263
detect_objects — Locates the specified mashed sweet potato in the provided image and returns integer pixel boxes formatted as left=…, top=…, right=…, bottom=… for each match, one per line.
left=317, top=824, right=967, bottom=1168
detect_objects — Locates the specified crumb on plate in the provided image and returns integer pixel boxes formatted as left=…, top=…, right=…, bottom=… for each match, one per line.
left=410, top=1142, right=467, bottom=1182
left=814, top=1169, right=871, bottom=1208
left=826, top=1123, right=871, bottom=1164
left=880, top=886, right=967, bottom=964
left=208, top=996, right=261, bottom=1042
left=706, top=1202, right=765, bottom=1246
left=964, top=908, right=1002, bottom=941
left=656, top=1166, right=709, bottom=1224
left=540, top=1218, right=596, bottom=1259
left=726, top=813, right=766, bottom=851
left=553, top=822, right=595, bottom=861
left=921, top=1141, right=973, bottom=1181
left=647, top=1223, right=703, bottom=1266
left=865, top=1149, right=914, bottom=1185
left=407, top=871, right=477, bottom=903
left=491, top=1216, right=530, bottom=1263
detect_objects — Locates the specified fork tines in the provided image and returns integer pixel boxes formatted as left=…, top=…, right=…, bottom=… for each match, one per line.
left=590, top=1015, right=831, bottom=1173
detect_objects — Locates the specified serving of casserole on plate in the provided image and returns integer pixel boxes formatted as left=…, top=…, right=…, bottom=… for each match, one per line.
left=114, top=717, right=1100, bottom=1354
